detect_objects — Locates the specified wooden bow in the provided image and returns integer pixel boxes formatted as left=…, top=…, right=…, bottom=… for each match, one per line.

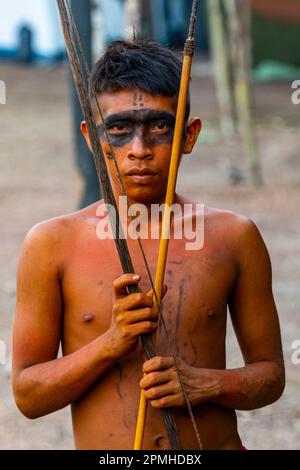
left=56, top=0, right=201, bottom=450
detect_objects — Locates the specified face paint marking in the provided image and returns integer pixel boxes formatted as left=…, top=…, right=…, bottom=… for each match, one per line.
left=139, top=94, right=144, bottom=108
left=133, top=93, right=137, bottom=106
left=96, top=109, right=176, bottom=149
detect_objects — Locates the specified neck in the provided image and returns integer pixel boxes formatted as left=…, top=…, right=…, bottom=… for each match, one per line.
left=113, top=188, right=184, bottom=210
left=110, top=187, right=188, bottom=236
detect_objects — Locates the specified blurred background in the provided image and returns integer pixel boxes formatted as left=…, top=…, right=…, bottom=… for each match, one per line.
left=0, top=0, right=299, bottom=449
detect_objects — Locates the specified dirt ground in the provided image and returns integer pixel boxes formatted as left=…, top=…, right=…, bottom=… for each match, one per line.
left=0, top=60, right=299, bottom=450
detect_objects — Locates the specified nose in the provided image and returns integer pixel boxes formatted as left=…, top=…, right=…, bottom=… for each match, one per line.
left=127, top=132, right=153, bottom=160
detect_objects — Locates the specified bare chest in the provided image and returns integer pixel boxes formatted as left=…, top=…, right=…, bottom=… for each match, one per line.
left=61, top=232, right=236, bottom=366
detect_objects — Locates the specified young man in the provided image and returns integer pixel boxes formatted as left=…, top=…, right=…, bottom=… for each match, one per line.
left=12, top=40, right=285, bottom=450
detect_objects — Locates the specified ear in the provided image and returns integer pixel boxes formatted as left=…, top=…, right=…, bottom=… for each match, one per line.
left=183, top=117, right=202, bottom=155
left=80, top=121, right=93, bottom=152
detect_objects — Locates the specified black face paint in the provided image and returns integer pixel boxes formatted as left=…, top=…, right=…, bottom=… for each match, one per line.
left=97, top=109, right=176, bottom=149
left=139, top=94, right=144, bottom=108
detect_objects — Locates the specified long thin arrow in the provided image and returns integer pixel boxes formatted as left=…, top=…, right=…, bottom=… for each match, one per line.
left=133, top=0, right=202, bottom=451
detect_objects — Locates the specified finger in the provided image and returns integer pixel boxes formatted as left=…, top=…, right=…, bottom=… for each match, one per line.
left=146, top=284, right=168, bottom=300
left=127, top=307, right=159, bottom=324
left=150, top=397, right=174, bottom=409
left=130, top=321, right=158, bottom=336
left=143, top=356, right=175, bottom=374
left=122, top=292, right=153, bottom=310
left=113, top=273, right=140, bottom=299
left=140, top=370, right=170, bottom=390
left=143, top=383, right=175, bottom=401
left=162, top=284, right=168, bottom=299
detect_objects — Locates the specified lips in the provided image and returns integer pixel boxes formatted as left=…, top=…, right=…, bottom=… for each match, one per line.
left=126, top=167, right=158, bottom=185
left=126, top=167, right=158, bottom=176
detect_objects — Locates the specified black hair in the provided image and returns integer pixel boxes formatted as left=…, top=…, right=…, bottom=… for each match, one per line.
left=90, top=39, right=190, bottom=120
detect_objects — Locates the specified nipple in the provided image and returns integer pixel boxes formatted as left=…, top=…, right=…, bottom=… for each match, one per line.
left=207, top=309, right=216, bottom=318
left=82, top=312, right=95, bottom=323
left=154, top=435, right=167, bottom=449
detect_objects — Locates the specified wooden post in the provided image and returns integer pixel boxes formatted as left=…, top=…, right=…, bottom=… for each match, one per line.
left=208, top=0, right=236, bottom=140
left=69, top=0, right=100, bottom=207
left=225, top=0, right=262, bottom=186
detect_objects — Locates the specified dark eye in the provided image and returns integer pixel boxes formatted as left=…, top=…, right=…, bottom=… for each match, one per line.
left=151, top=121, right=169, bottom=133
left=108, top=123, right=131, bottom=135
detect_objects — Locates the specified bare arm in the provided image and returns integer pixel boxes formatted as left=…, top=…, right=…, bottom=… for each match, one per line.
left=13, top=222, right=158, bottom=419
left=220, top=217, right=285, bottom=409
left=13, top=222, right=114, bottom=418
left=140, top=218, right=285, bottom=411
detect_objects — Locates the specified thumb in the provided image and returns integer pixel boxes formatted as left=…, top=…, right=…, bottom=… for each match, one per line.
left=146, top=284, right=168, bottom=300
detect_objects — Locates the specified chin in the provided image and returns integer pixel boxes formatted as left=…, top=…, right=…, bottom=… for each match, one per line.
left=127, top=188, right=164, bottom=205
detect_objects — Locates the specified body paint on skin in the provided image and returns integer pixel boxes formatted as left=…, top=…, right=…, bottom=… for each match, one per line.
left=139, top=94, right=144, bottom=107
left=96, top=109, right=176, bottom=149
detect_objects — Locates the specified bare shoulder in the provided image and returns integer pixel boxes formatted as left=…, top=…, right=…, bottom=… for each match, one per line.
left=178, top=196, right=265, bottom=252
left=19, top=201, right=104, bottom=269
left=204, top=205, right=268, bottom=259
left=179, top=196, right=257, bottom=233
left=22, top=201, right=102, bottom=249
left=205, top=205, right=260, bottom=234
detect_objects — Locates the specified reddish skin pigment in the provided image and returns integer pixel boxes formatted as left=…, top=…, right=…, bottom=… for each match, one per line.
left=12, top=90, right=285, bottom=450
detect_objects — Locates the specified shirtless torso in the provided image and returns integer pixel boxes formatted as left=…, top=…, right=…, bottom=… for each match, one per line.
left=13, top=198, right=284, bottom=450
left=66, top=202, right=240, bottom=450
left=12, top=89, right=284, bottom=450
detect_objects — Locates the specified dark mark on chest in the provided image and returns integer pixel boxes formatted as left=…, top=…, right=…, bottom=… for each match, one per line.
left=175, top=279, right=185, bottom=350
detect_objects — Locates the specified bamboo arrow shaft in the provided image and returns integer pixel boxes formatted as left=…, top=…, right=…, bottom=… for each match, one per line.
left=156, top=55, right=194, bottom=286
left=133, top=28, right=197, bottom=451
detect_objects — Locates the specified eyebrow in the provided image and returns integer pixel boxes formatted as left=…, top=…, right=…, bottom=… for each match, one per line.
left=99, top=109, right=176, bottom=129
